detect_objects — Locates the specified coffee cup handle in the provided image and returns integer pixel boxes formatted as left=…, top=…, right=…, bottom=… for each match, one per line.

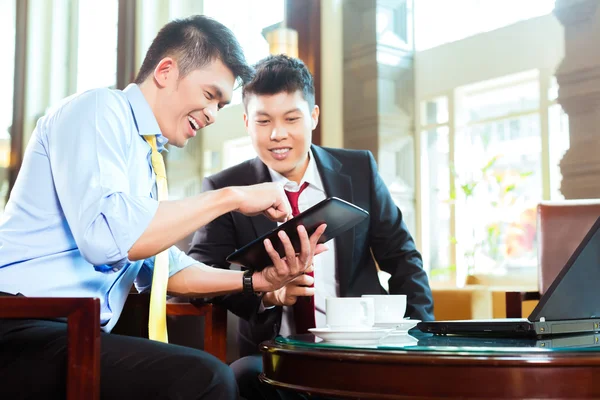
left=359, top=299, right=370, bottom=326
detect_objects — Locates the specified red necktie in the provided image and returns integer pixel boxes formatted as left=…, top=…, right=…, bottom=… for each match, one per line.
left=285, top=182, right=315, bottom=334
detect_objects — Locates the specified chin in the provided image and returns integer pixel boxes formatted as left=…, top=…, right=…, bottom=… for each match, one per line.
left=274, top=165, right=297, bottom=178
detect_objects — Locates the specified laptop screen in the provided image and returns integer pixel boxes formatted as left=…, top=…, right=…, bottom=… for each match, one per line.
left=529, top=216, right=600, bottom=322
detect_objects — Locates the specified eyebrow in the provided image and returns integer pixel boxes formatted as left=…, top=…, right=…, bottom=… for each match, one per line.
left=283, top=108, right=302, bottom=115
left=254, top=108, right=302, bottom=117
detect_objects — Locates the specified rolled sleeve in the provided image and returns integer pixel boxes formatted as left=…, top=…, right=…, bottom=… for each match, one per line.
left=168, top=246, right=199, bottom=277
left=79, top=193, right=158, bottom=268
left=46, top=89, right=157, bottom=268
left=134, top=246, right=200, bottom=293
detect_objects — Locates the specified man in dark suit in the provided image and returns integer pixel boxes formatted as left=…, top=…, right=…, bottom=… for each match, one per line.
left=189, top=55, right=434, bottom=399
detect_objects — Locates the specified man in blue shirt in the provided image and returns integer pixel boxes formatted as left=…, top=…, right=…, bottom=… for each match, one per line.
left=0, top=16, right=326, bottom=400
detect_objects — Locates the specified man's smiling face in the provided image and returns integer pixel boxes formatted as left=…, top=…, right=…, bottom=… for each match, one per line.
left=244, top=90, right=319, bottom=183
left=154, top=58, right=234, bottom=148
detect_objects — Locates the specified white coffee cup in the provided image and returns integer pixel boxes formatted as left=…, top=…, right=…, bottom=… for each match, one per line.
left=361, top=294, right=407, bottom=324
left=325, top=297, right=375, bottom=330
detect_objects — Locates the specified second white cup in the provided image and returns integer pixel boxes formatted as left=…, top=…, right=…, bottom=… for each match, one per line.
left=361, top=294, right=407, bottom=324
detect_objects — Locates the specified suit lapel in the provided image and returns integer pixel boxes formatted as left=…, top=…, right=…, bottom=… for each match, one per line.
left=249, top=158, right=278, bottom=237
left=311, top=146, right=355, bottom=297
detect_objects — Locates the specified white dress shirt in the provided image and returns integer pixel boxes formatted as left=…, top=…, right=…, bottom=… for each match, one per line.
left=267, top=150, right=339, bottom=335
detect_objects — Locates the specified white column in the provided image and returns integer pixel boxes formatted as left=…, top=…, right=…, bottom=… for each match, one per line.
left=554, top=0, right=600, bottom=199
left=343, top=0, right=416, bottom=231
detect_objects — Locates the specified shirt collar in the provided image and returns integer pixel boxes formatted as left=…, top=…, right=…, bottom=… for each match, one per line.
left=123, top=83, right=169, bottom=152
left=267, top=149, right=324, bottom=192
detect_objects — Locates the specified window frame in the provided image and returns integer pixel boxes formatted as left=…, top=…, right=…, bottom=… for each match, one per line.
left=417, top=68, right=562, bottom=288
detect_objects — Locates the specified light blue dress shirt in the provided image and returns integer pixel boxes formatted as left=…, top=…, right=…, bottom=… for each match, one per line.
left=0, top=84, right=199, bottom=332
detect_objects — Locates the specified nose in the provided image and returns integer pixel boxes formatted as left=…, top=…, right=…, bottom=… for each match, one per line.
left=270, top=125, right=288, bottom=141
left=203, top=104, right=218, bottom=125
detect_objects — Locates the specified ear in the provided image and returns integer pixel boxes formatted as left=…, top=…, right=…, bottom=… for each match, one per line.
left=153, top=57, right=178, bottom=88
left=311, top=105, right=320, bottom=130
left=243, top=113, right=249, bottom=131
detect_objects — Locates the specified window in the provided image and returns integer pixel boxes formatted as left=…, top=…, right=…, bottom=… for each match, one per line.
left=420, top=124, right=452, bottom=280
left=0, top=0, right=15, bottom=212
left=548, top=78, right=569, bottom=200
left=414, top=0, right=555, bottom=50
left=203, top=0, right=284, bottom=104
left=76, top=0, right=119, bottom=92
left=420, top=71, right=570, bottom=285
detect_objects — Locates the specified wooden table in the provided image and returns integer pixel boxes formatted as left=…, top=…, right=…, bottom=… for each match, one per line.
left=260, top=332, right=600, bottom=399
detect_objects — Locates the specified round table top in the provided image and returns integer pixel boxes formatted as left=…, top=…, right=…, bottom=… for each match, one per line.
left=259, top=331, right=600, bottom=399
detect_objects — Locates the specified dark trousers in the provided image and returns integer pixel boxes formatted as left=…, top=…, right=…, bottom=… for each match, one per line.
left=0, top=318, right=239, bottom=399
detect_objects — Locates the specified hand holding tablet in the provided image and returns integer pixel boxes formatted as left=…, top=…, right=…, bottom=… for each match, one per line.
left=226, top=197, right=369, bottom=271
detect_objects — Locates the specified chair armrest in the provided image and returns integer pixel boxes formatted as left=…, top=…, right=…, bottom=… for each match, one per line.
left=505, top=291, right=541, bottom=318
left=0, top=297, right=101, bottom=400
left=167, top=301, right=228, bottom=363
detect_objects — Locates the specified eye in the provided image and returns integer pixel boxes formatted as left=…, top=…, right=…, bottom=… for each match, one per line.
left=287, top=117, right=300, bottom=123
left=256, top=119, right=270, bottom=125
left=204, top=91, right=214, bottom=100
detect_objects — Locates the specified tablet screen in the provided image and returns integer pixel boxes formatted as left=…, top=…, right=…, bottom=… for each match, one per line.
left=225, top=197, right=369, bottom=271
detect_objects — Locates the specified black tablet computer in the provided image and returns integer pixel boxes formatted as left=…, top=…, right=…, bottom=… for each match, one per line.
left=226, top=197, right=369, bottom=271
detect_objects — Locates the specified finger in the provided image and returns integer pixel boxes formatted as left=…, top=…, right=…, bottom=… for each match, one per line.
left=314, top=244, right=328, bottom=256
left=264, top=207, right=290, bottom=222
left=263, top=238, right=285, bottom=280
left=288, top=286, right=315, bottom=298
left=283, top=295, right=298, bottom=306
left=296, top=225, right=312, bottom=268
left=291, top=272, right=314, bottom=287
left=289, top=286, right=315, bottom=297
left=278, top=230, right=299, bottom=275
left=308, top=224, right=327, bottom=250
left=301, top=273, right=315, bottom=287
left=274, top=184, right=292, bottom=217
left=304, top=263, right=315, bottom=274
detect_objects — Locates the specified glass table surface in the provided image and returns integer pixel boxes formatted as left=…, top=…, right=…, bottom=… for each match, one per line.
left=274, top=330, right=600, bottom=354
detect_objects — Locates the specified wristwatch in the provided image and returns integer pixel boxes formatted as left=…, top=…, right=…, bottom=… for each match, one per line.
left=242, top=269, right=254, bottom=295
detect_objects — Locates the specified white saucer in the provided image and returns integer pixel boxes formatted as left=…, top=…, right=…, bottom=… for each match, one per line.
left=379, top=334, right=419, bottom=347
left=308, top=327, right=393, bottom=345
left=373, top=319, right=420, bottom=332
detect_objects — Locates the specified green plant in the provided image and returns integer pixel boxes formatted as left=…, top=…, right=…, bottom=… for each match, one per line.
left=447, top=155, right=532, bottom=276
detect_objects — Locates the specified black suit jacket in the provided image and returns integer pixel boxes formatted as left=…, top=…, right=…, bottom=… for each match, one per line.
left=189, top=145, right=434, bottom=357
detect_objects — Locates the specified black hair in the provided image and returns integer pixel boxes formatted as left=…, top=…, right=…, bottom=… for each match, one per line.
left=242, top=54, right=315, bottom=109
left=135, top=15, right=253, bottom=86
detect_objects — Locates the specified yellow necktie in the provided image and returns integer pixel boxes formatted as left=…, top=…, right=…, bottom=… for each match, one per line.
left=145, top=135, right=169, bottom=343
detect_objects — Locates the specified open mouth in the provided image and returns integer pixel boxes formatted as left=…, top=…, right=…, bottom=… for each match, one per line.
left=270, top=148, right=291, bottom=155
left=188, top=115, right=201, bottom=131
left=269, top=147, right=292, bottom=160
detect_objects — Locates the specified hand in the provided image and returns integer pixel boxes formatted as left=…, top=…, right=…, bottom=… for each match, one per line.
left=263, top=264, right=315, bottom=307
left=253, top=224, right=327, bottom=292
left=231, top=183, right=291, bottom=222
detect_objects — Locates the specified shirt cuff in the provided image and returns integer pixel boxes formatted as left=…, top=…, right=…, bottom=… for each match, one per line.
left=258, top=299, right=276, bottom=313
left=168, top=246, right=200, bottom=277
left=133, top=246, right=201, bottom=293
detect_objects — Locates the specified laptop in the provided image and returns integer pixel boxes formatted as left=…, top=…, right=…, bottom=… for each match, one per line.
left=417, top=216, right=600, bottom=338
left=415, top=331, right=600, bottom=350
